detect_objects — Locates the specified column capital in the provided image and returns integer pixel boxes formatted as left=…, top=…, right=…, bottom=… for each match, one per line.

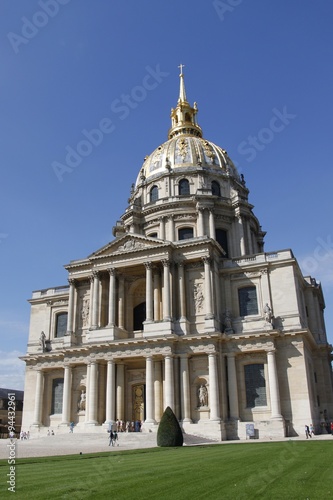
left=108, top=267, right=116, bottom=276
left=202, top=255, right=211, bottom=265
left=161, top=259, right=171, bottom=268
left=92, top=270, right=100, bottom=279
left=144, top=261, right=153, bottom=270
left=68, top=278, right=76, bottom=286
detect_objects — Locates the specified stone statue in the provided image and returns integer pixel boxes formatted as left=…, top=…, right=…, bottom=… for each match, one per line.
left=223, top=310, right=234, bottom=334
left=264, top=303, right=272, bottom=323
left=39, top=331, right=46, bottom=352
left=198, top=384, right=208, bottom=407
left=194, top=283, right=204, bottom=313
left=81, top=298, right=90, bottom=327
left=78, top=389, right=86, bottom=412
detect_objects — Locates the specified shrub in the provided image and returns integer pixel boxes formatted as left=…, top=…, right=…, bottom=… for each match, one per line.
left=157, top=406, right=183, bottom=447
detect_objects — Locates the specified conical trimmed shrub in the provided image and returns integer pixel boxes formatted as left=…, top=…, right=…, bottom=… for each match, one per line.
left=157, top=406, right=183, bottom=447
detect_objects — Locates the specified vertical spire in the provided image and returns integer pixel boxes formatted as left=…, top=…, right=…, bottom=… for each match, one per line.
left=178, top=64, right=188, bottom=104
left=168, top=66, right=202, bottom=139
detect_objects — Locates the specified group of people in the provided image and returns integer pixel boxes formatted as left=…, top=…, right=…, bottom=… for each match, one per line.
left=19, top=430, right=30, bottom=440
left=116, top=420, right=142, bottom=433
left=108, top=430, right=118, bottom=446
left=305, top=424, right=315, bottom=438
left=47, top=429, right=55, bottom=436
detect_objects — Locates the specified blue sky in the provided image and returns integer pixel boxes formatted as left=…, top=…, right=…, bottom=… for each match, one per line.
left=1, top=0, right=332, bottom=389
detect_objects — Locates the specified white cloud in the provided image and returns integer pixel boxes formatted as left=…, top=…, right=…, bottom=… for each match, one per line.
left=0, top=350, right=25, bottom=390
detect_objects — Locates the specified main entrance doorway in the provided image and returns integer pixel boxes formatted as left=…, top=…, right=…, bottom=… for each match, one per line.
left=132, top=384, right=145, bottom=422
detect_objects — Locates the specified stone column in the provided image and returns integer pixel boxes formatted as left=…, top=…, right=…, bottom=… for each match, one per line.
left=91, top=271, right=100, bottom=330
left=168, top=215, right=175, bottom=241
left=237, top=215, right=246, bottom=256
left=162, top=260, right=171, bottom=321
left=108, top=268, right=116, bottom=327
left=61, top=364, right=72, bottom=425
left=116, top=364, right=125, bottom=421
left=227, top=353, right=239, bottom=419
left=118, top=275, right=125, bottom=329
left=267, top=350, right=282, bottom=418
left=154, top=360, right=163, bottom=422
left=208, top=353, right=220, bottom=421
left=159, top=216, right=166, bottom=240
left=197, top=207, right=205, bottom=236
left=145, top=357, right=155, bottom=423
left=33, top=370, right=44, bottom=425
left=85, top=363, right=90, bottom=423
left=202, top=256, right=214, bottom=319
left=144, top=262, right=153, bottom=323
left=153, top=271, right=161, bottom=321
left=180, top=355, right=192, bottom=422
left=88, top=276, right=94, bottom=329
left=105, top=359, right=116, bottom=424
left=178, top=262, right=187, bottom=320
left=164, top=355, right=174, bottom=410
left=66, top=279, right=76, bottom=334
left=208, top=208, right=215, bottom=239
left=87, top=362, right=98, bottom=424
left=213, top=259, right=221, bottom=322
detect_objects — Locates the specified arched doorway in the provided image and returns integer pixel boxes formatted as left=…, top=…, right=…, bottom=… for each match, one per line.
left=133, top=302, right=146, bottom=331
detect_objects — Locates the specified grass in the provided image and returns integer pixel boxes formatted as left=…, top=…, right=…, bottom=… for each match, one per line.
left=1, top=441, right=333, bottom=499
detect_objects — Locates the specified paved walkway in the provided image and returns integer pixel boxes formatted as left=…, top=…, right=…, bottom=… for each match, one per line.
left=1, top=432, right=332, bottom=460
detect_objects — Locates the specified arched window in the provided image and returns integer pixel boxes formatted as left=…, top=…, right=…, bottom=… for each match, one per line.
left=216, top=229, right=229, bottom=258
left=238, top=286, right=258, bottom=317
left=133, top=302, right=146, bottom=331
left=55, top=312, right=68, bottom=338
left=211, top=181, right=221, bottom=197
left=179, top=178, right=190, bottom=195
left=148, top=232, right=158, bottom=238
left=178, top=227, right=194, bottom=240
left=150, top=185, right=159, bottom=202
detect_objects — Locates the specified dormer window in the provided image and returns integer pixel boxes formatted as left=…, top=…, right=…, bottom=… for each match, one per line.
left=211, top=181, right=221, bottom=197
left=150, top=185, right=159, bottom=202
left=179, top=179, right=190, bottom=195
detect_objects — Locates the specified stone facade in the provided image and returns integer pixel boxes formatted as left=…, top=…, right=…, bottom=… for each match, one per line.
left=21, top=70, right=333, bottom=440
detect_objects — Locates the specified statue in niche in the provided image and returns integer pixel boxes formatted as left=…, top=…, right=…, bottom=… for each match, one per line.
left=81, top=298, right=90, bottom=327
left=264, top=303, right=273, bottom=324
left=77, top=389, right=86, bottom=412
left=39, top=331, right=46, bottom=352
left=198, top=384, right=208, bottom=407
left=223, top=310, right=234, bottom=334
left=193, top=283, right=204, bottom=313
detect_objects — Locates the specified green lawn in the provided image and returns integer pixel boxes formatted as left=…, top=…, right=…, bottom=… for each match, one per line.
left=1, top=441, right=332, bottom=499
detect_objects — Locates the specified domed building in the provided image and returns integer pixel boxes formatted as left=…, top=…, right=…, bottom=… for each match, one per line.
left=21, top=70, right=333, bottom=440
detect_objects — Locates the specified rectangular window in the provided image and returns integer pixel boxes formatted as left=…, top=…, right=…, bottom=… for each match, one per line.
left=51, top=378, right=64, bottom=414
left=238, top=286, right=258, bottom=316
left=56, top=313, right=68, bottom=338
left=244, top=364, right=267, bottom=408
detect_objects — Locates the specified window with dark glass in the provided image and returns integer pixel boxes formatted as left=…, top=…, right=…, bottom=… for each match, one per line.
left=150, top=185, right=158, bottom=202
left=133, top=302, right=146, bottom=331
left=55, top=312, right=68, bottom=338
left=178, top=227, right=194, bottom=240
left=244, top=364, right=267, bottom=408
left=179, top=178, right=190, bottom=195
left=238, top=286, right=258, bottom=316
left=211, top=181, right=221, bottom=197
left=149, top=233, right=158, bottom=238
left=51, top=378, right=64, bottom=414
left=216, top=228, right=228, bottom=257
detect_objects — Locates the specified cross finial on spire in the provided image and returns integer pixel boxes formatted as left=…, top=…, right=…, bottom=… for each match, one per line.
left=178, top=64, right=187, bottom=103
left=178, top=63, right=185, bottom=75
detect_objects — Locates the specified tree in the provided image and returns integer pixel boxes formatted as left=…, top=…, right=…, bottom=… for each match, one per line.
left=157, top=406, right=183, bottom=447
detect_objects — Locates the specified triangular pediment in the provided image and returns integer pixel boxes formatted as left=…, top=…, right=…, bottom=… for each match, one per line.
left=89, top=234, right=169, bottom=259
